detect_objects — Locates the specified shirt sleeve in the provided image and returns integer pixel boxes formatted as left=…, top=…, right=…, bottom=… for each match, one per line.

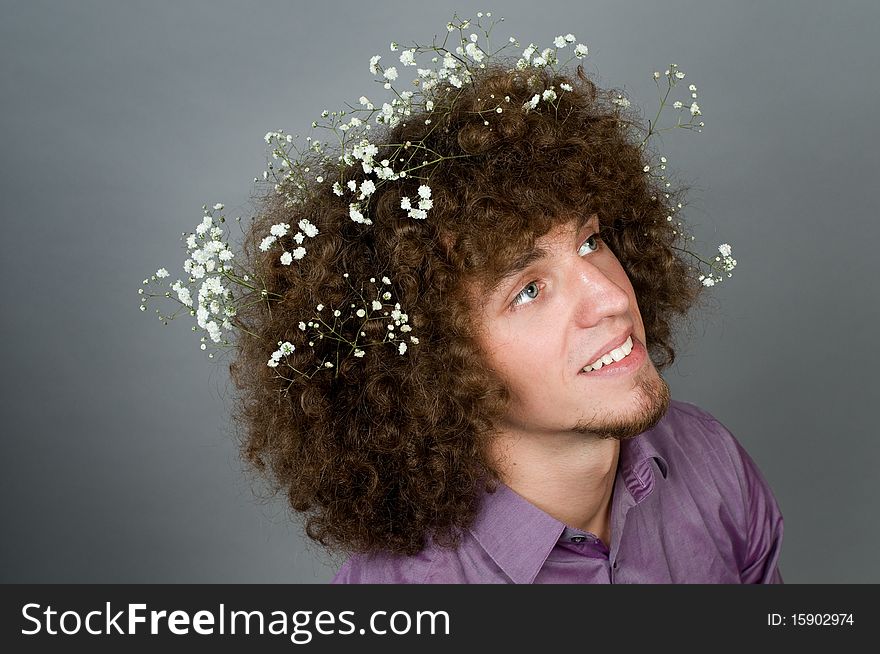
left=731, top=437, right=785, bottom=584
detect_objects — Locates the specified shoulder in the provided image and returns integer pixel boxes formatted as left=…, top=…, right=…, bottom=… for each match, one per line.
left=330, top=536, right=478, bottom=584
left=648, top=398, right=754, bottom=467
left=650, top=399, right=782, bottom=530
left=331, top=548, right=436, bottom=584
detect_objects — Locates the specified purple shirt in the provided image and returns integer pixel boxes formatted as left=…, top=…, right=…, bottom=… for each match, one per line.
left=331, top=399, right=784, bottom=584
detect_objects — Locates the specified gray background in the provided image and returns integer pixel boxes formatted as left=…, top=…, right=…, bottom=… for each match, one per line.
left=2, top=0, right=877, bottom=583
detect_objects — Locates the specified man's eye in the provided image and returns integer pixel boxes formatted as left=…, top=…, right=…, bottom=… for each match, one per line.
left=578, top=233, right=601, bottom=256
left=510, top=281, right=541, bottom=309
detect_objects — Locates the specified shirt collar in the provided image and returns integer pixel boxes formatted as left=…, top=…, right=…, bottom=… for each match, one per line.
left=467, top=429, right=670, bottom=584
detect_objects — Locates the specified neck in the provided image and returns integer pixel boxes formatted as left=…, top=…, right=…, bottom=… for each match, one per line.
left=488, top=429, right=620, bottom=546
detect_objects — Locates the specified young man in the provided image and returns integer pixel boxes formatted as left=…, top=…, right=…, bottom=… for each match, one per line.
left=228, top=61, right=784, bottom=583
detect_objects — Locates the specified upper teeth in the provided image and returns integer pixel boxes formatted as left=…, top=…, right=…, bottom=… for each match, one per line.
left=581, top=336, right=633, bottom=372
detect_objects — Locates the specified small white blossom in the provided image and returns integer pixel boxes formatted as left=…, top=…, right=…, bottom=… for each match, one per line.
left=690, top=102, right=701, bottom=116
left=383, top=66, right=398, bottom=81
left=574, top=43, right=589, bottom=58
left=718, top=243, right=732, bottom=257
left=297, top=218, right=318, bottom=237
left=292, top=246, right=306, bottom=260
left=280, top=251, right=293, bottom=265
left=354, top=349, right=365, bottom=357
left=156, top=268, right=169, bottom=278
left=360, top=179, right=376, bottom=197
left=369, top=55, right=381, bottom=75
left=553, top=35, right=567, bottom=48
left=560, top=82, right=573, bottom=92
left=259, top=235, right=276, bottom=251
left=417, top=184, right=431, bottom=199
left=372, top=300, right=382, bottom=311
left=522, top=94, right=540, bottom=111
left=398, top=342, right=407, bottom=355
left=674, top=71, right=685, bottom=79
left=542, top=88, right=557, bottom=102
left=400, top=196, right=412, bottom=210
left=399, top=49, right=416, bottom=66
left=270, top=222, right=290, bottom=237
left=673, top=101, right=683, bottom=109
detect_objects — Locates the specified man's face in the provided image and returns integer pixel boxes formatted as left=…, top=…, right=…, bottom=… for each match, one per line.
left=472, top=214, right=670, bottom=441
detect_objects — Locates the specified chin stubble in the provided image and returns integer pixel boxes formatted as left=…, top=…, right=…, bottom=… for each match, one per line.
left=573, top=368, right=671, bottom=441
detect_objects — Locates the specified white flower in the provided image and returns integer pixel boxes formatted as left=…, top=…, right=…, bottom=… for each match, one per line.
left=372, top=300, right=382, bottom=311
left=382, top=276, right=391, bottom=284
left=186, top=234, right=198, bottom=250
left=298, top=321, right=306, bottom=330
left=418, top=198, right=433, bottom=211
left=398, top=342, right=407, bottom=355
left=332, top=181, right=343, bottom=196
left=553, top=35, right=567, bottom=48
left=369, top=55, right=381, bottom=74
left=542, top=89, right=557, bottom=102
left=674, top=71, right=685, bottom=79
left=298, top=219, right=318, bottom=238
left=400, top=196, right=412, bottom=210
left=354, top=349, right=365, bottom=358
left=673, top=101, right=683, bottom=109
left=206, top=320, right=222, bottom=343
left=259, top=235, right=276, bottom=251
left=522, top=94, right=540, bottom=111
left=316, top=304, right=324, bottom=311
left=611, top=95, right=631, bottom=108
left=560, top=82, right=573, bottom=92
left=360, top=179, right=376, bottom=197
left=292, top=246, right=306, bottom=260
left=399, top=49, right=416, bottom=66
left=383, top=66, right=398, bottom=81
left=564, top=34, right=576, bottom=43
left=270, top=222, right=290, bottom=237
left=718, top=243, right=732, bottom=257
left=522, top=43, right=536, bottom=60
left=464, top=42, right=485, bottom=62
left=653, top=71, right=661, bottom=79
left=155, top=268, right=169, bottom=278
left=689, top=84, right=697, bottom=92
left=690, top=102, right=701, bottom=116
left=417, top=184, right=431, bottom=199
left=356, top=308, right=366, bottom=318
left=408, top=208, right=427, bottom=220
left=280, top=251, right=293, bottom=265
left=212, top=203, right=224, bottom=211
left=349, top=203, right=366, bottom=223
left=574, top=43, right=588, bottom=58
left=702, top=277, right=716, bottom=287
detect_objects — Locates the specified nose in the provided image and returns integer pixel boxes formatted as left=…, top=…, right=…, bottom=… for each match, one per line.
left=570, top=259, right=631, bottom=327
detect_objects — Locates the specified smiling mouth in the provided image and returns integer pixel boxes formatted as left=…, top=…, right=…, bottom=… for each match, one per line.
left=580, top=335, right=634, bottom=373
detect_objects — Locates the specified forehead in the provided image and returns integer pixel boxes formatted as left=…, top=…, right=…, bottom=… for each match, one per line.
left=484, top=212, right=597, bottom=292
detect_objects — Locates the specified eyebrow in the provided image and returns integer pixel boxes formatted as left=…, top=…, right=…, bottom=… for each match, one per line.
left=493, top=215, right=595, bottom=293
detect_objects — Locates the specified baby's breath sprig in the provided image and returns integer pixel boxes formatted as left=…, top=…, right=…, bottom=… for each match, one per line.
left=140, top=9, right=737, bottom=374
left=139, top=203, right=286, bottom=358
left=267, top=273, right=419, bottom=382
left=639, top=63, right=705, bottom=150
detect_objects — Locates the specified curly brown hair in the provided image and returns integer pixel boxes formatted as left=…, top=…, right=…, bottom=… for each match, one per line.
left=227, top=63, right=706, bottom=560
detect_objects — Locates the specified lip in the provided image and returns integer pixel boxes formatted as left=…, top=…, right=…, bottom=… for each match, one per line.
left=580, top=328, right=633, bottom=372
left=577, top=334, right=645, bottom=378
